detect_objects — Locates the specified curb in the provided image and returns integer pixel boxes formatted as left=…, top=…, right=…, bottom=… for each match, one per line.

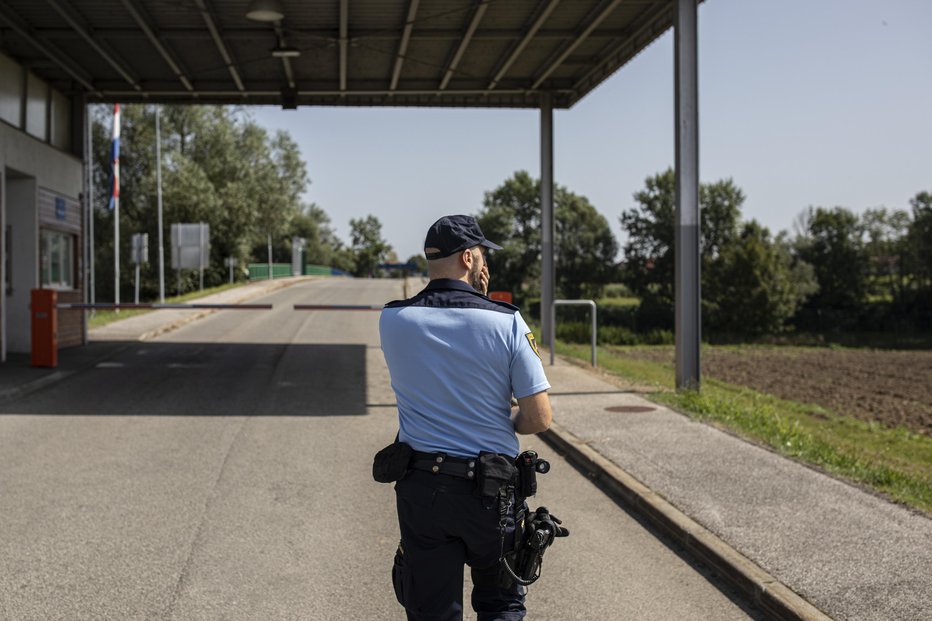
left=540, top=421, right=833, bottom=621
left=0, top=370, right=71, bottom=403
left=0, top=343, right=134, bottom=404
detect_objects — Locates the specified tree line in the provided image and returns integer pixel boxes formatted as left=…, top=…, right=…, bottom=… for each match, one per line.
left=90, top=105, right=396, bottom=301
left=92, top=105, right=930, bottom=339
left=478, top=169, right=932, bottom=340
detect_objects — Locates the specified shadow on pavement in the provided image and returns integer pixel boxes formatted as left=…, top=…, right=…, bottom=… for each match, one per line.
left=0, top=341, right=370, bottom=417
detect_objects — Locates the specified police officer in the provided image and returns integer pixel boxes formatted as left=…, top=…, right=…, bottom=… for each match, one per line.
left=379, top=215, right=553, bottom=621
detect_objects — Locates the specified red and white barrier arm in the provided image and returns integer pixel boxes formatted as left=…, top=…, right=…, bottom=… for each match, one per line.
left=292, top=304, right=384, bottom=311
left=56, top=303, right=273, bottom=310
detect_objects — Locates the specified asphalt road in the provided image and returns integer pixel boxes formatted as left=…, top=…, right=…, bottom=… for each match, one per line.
left=0, top=278, right=761, bottom=620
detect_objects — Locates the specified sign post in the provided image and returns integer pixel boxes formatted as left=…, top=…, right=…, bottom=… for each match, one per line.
left=171, top=223, right=210, bottom=296
left=292, top=237, right=307, bottom=277
left=225, top=257, right=237, bottom=284
left=131, top=233, right=148, bottom=304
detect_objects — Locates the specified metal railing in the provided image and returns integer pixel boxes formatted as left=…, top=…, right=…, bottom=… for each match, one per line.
left=550, top=299, right=597, bottom=367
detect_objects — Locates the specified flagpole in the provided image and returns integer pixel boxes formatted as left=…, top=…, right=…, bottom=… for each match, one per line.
left=112, top=104, right=121, bottom=310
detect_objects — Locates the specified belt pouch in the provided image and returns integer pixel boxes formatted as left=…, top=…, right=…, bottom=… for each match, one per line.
left=476, top=453, right=516, bottom=498
left=372, top=440, right=413, bottom=483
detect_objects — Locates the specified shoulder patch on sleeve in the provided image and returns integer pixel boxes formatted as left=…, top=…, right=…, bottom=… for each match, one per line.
left=525, top=332, right=541, bottom=360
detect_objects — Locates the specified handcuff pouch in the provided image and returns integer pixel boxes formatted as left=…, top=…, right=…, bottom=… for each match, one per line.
left=476, top=452, right=516, bottom=498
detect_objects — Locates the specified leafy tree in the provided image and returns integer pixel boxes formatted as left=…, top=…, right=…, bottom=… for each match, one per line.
left=619, top=170, right=676, bottom=308
left=89, top=104, right=319, bottom=299
left=618, top=169, right=820, bottom=335
left=476, top=171, right=618, bottom=305
left=405, top=254, right=428, bottom=276
left=906, top=191, right=932, bottom=290
left=556, top=188, right=619, bottom=299
left=476, top=171, right=542, bottom=302
left=349, top=215, right=392, bottom=277
left=861, top=207, right=911, bottom=303
left=288, top=203, right=353, bottom=271
left=704, top=222, right=813, bottom=335
left=619, top=169, right=745, bottom=329
left=793, top=207, right=869, bottom=318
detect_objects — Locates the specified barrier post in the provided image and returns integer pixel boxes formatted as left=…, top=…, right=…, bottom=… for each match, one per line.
left=31, top=289, right=58, bottom=368
left=550, top=299, right=597, bottom=367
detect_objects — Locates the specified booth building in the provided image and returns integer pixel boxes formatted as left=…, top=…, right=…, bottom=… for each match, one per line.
left=1, top=50, right=87, bottom=361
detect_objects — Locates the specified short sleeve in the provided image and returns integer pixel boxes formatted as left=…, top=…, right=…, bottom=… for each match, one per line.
left=509, top=312, right=551, bottom=399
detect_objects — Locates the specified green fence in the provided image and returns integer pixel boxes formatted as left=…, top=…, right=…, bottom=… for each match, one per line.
left=304, top=265, right=339, bottom=276
left=248, top=263, right=350, bottom=279
left=247, top=263, right=293, bottom=279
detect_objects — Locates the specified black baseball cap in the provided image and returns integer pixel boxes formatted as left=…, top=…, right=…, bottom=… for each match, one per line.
left=424, top=215, right=503, bottom=260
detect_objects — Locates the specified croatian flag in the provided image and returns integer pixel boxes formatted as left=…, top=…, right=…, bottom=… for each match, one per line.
left=109, top=103, right=120, bottom=210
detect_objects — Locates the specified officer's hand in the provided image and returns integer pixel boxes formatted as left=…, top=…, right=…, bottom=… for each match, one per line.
left=478, top=265, right=490, bottom=295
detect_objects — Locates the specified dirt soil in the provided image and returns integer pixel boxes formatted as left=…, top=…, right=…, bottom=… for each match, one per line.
left=614, top=346, right=932, bottom=435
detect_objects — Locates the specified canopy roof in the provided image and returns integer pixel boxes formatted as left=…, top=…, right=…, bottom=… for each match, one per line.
left=0, top=0, right=677, bottom=109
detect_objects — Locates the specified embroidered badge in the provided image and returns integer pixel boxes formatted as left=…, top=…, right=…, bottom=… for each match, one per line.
left=525, top=332, right=541, bottom=359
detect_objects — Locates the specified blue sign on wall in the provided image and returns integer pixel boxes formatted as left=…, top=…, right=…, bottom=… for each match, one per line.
left=55, top=197, right=66, bottom=220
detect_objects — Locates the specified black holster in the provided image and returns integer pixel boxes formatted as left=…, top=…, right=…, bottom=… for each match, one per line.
left=475, top=452, right=516, bottom=498
left=372, top=440, right=413, bottom=483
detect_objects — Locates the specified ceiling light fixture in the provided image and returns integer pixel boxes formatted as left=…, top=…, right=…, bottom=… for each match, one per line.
left=246, top=0, right=284, bottom=22
left=271, top=46, right=301, bottom=58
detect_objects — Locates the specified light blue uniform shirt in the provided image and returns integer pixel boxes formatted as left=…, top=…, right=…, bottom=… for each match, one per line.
left=379, top=279, right=550, bottom=458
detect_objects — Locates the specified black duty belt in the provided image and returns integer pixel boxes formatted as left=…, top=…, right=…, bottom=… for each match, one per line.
left=410, top=451, right=477, bottom=480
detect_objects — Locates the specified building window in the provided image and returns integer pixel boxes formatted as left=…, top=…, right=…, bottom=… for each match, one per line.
left=40, top=229, right=74, bottom=290
left=26, top=71, right=48, bottom=140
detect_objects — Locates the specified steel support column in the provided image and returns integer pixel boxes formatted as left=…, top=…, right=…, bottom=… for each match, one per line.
left=674, top=0, right=700, bottom=390
left=540, top=93, right=555, bottom=353
left=1, top=167, right=5, bottom=363
left=88, top=104, right=95, bottom=310
left=82, top=99, right=90, bottom=344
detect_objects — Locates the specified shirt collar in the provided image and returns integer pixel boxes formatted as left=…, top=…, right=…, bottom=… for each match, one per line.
left=425, top=278, right=481, bottom=295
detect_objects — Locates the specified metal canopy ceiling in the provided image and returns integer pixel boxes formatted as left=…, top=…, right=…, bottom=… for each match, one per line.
left=0, top=0, right=677, bottom=109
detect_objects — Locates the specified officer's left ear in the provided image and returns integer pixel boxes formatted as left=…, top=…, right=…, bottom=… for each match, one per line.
left=461, top=248, right=474, bottom=269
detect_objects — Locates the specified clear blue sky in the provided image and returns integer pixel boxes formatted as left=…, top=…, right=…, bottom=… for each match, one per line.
left=252, top=0, right=932, bottom=262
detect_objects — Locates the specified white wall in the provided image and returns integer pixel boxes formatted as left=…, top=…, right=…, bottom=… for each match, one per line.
left=0, top=123, right=82, bottom=190
left=1, top=168, right=5, bottom=360
left=0, top=53, right=22, bottom=127
left=1, top=122, right=82, bottom=355
left=5, top=176, right=36, bottom=353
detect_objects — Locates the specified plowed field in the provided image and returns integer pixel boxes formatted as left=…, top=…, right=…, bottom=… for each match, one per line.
left=613, top=346, right=932, bottom=435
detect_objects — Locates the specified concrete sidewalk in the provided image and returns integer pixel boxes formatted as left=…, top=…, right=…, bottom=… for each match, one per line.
left=3, top=279, right=929, bottom=620
left=541, top=358, right=932, bottom=621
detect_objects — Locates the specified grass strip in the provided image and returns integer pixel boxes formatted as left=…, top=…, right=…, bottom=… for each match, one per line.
left=87, top=282, right=247, bottom=330
left=555, top=341, right=932, bottom=514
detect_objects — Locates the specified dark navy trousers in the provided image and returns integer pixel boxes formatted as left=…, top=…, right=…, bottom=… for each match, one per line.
left=393, top=469, right=526, bottom=621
